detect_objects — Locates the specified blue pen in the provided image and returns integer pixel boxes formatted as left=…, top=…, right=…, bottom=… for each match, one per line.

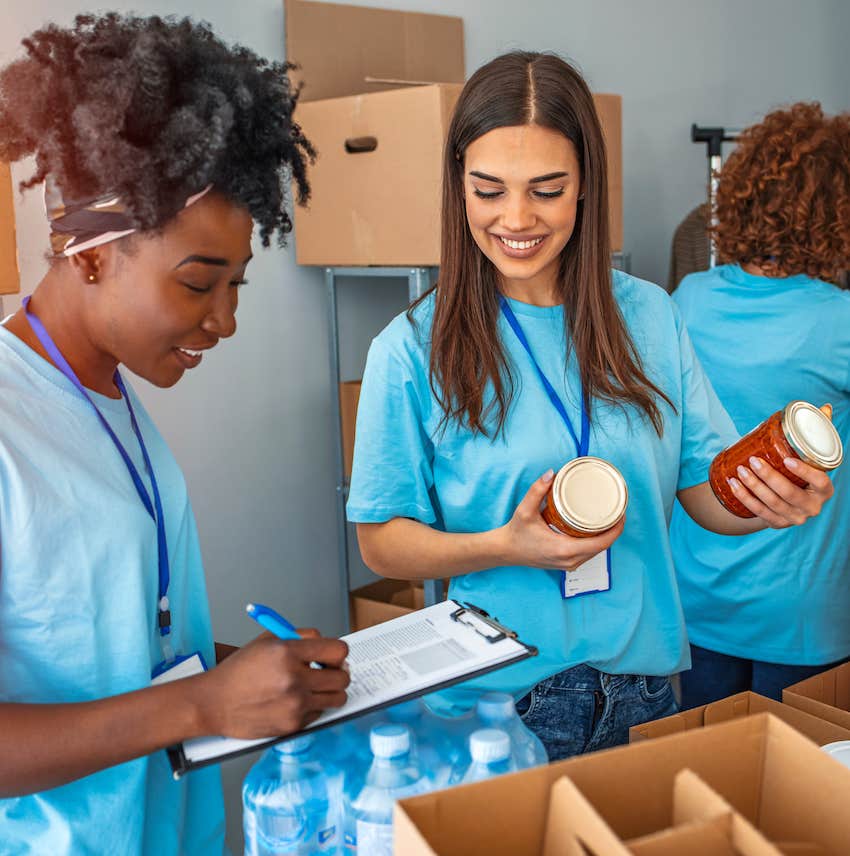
left=246, top=602, right=302, bottom=641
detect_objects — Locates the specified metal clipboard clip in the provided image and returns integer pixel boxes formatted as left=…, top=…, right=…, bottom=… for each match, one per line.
left=450, top=602, right=517, bottom=644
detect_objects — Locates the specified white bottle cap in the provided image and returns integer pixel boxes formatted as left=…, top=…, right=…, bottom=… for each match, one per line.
left=476, top=692, right=514, bottom=721
left=275, top=734, right=314, bottom=755
left=370, top=723, right=411, bottom=758
left=469, top=728, right=511, bottom=763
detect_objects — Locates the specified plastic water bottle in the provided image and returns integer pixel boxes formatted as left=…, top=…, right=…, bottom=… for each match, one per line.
left=385, top=699, right=455, bottom=788
left=475, top=691, right=548, bottom=767
left=243, top=733, right=342, bottom=855
left=460, top=728, right=515, bottom=783
left=343, top=723, right=429, bottom=855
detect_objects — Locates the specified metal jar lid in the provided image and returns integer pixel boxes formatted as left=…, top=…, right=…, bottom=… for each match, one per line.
left=551, top=456, right=628, bottom=534
left=781, top=401, right=843, bottom=470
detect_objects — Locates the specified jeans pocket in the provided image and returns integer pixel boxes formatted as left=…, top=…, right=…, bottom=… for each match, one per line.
left=639, top=675, right=673, bottom=703
left=517, top=688, right=537, bottom=722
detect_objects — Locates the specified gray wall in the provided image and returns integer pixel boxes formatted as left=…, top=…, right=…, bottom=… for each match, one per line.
left=1, top=1, right=847, bottom=851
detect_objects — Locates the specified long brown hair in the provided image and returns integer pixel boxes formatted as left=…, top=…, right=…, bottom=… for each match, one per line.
left=411, top=51, right=672, bottom=436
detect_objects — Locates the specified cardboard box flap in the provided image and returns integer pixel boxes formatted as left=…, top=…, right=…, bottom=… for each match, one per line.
left=774, top=845, right=828, bottom=856
left=672, top=769, right=733, bottom=824
left=285, top=0, right=464, bottom=102
left=784, top=663, right=850, bottom=731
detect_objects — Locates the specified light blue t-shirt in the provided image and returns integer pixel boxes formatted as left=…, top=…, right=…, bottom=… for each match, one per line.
left=347, top=271, right=738, bottom=711
left=670, top=264, right=850, bottom=665
left=0, top=326, right=226, bottom=855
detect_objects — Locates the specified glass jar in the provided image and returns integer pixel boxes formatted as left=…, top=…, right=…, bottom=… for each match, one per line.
left=542, top=456, right=628, bottom=537
left=709, top=401, right=843, bottom=518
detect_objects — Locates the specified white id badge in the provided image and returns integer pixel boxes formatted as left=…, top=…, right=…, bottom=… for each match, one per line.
left=561, top=549, right=611, bottom=599
left=151, top=651, right=208, bottom=686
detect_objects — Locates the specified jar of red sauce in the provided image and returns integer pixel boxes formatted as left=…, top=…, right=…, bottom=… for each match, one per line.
left=709, top=401, right=843, bottom=518
left=542, top=456, right=628, bottom=537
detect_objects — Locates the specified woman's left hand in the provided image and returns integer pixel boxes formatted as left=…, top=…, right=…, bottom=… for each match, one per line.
left=729, top=455, right=833, bottom=528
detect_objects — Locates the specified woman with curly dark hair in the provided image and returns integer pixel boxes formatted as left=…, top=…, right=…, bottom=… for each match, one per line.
left=671, top=103, right=850, bottom=708
left=0, top=13, right=349, bottom=853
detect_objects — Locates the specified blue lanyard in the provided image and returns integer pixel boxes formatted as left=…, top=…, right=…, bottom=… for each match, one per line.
left=499, top=295, right=590, bottom=457
left=23, top=297, right=172, bottom=646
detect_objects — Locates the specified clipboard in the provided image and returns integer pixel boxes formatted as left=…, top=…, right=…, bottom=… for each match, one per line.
left=167, top=598, right=537, bottom=778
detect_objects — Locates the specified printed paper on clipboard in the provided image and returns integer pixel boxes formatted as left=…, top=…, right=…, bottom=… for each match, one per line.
left=168, top=598, right=537, bottom=778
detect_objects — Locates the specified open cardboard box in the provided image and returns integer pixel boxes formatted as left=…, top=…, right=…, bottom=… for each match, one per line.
left=350, top=578, right=426, bottom=631
left=286, top=0, right=623, bottom=265
left=783, top=662, right=850, bottom=732
left=394, top=713, right=850, bottom=855
left=0, top=163, right=20, bottom=295
left=630, top=690, right=850, bottom=746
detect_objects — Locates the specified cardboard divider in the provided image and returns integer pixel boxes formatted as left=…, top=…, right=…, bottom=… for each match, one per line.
left=631, top=691, right=850, bottom=746
left=394, top=714, right=850, bottom=856
left=784, top=662, right=850, bottom=732
left=0, top=162, right=20, bottom=295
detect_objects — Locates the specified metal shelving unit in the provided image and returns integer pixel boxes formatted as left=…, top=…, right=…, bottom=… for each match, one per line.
left=326, top=267, right=441, bottom=632
left=326, top=254, right=631, bottom=632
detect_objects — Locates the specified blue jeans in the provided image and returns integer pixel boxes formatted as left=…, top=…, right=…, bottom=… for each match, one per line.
left=515, top=663, right=678, bottom=761
left=680, top=644, right=849, bottom=709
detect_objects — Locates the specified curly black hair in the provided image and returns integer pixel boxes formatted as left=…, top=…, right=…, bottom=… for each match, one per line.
left=0, top=12, right=314, bottom=247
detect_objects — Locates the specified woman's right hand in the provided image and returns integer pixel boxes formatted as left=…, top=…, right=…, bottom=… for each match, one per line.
left=191, top=632, right=350, bottom=739
left=500, top=469, right=624, bottom=570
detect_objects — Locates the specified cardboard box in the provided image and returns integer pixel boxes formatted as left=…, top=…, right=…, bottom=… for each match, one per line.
left=630, top=690, right=850, bottom=747
left=0, top=163, right=20, bottom=295
left=349, top=579, right=425, bottom=631
left=784, top=662, right=850, bottom=731
left=394, top=714, right=850, bottom=856
left=339, top=380, right=361, bottom=479
left=286, top=1, right=623, bottom=265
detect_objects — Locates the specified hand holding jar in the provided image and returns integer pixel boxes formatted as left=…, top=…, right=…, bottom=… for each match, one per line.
left=501, top=459, right=626, bottom=571
left=709, top=401, right=840, bottom=528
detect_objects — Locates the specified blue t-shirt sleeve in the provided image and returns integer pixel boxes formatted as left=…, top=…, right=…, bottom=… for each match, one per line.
left=674, top=303, right=739, bottom=490
left=346, top=336, right=437, bottom=525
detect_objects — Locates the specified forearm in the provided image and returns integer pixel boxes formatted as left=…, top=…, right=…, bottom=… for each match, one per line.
left=356, top=518, right=511, bottom=580
left=678, top=481, right=767, bottom=535
left=0, top=674, right=206, bottom=797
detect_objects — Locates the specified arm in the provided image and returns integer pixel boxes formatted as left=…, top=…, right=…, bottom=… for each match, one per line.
left=678, top=455, right=833, bottom=535
left=0, top=633, right=349, bottom=798
left=358, top=469, right=624, bottom=580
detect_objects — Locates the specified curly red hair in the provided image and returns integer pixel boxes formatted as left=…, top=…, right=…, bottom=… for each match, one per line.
left=713, top=102, right=850, bottom=283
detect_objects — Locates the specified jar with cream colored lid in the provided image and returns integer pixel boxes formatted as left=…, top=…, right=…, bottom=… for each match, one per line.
left=542, top=456, right=628, bottom=537
left=709, top=401, right=843, bottom=518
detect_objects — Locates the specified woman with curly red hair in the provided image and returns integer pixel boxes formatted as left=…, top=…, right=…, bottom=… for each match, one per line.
left=671, top=102, right=850, bottom=708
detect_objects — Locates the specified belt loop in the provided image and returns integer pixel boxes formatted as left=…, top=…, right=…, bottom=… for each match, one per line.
left=599, top=671, right=610, bottom=691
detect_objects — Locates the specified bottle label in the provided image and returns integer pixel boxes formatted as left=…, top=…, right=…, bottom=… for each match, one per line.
left=318, top=824, right=337, bottom=850
left=356, top=819, right=393, bottom=856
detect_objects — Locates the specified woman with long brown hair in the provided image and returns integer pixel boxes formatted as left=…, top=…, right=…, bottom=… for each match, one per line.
left=347, top=52, right=832, bottom=761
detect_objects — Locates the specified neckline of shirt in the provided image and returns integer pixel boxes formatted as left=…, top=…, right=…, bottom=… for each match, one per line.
left=720, top=263, right=814, bottom=288
left=0, top=324, right=131, bottom=415
left=500, top=293, right=564, bottom=319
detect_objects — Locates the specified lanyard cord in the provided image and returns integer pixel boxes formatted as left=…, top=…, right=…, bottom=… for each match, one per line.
left=498, top=295, right=590, bottom=457
left=22, top=297, right=173, bottom=655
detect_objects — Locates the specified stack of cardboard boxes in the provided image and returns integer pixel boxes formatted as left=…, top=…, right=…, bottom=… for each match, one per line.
left=0, top=162, right=20, bottom=295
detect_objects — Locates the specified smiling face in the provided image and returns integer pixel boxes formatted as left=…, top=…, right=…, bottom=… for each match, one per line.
left=463, top=123, right=582, bottom=300
left=92, top=192, right=254, bottom=388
